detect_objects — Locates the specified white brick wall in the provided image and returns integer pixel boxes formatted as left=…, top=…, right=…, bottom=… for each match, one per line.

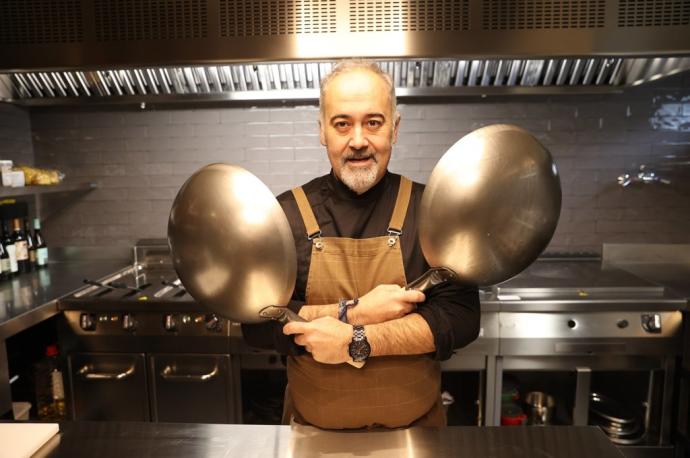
left=17, top=72, right=690, bottom=252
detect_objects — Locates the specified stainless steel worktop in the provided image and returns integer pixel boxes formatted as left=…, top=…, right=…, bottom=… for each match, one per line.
left=37, top=421, right=624, bottom=458
left=495, top=259, right=687, bottom=312
left=614, top=264, right=690, bottom=300
left=0, top=260, right=127, bottom=339
left=0, top=257, right=129, bottom=418
left=602, top=244, right=690, bottom=302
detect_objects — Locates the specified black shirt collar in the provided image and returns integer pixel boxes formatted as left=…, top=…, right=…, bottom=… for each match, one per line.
left=327, top=169, right=391, bottom=202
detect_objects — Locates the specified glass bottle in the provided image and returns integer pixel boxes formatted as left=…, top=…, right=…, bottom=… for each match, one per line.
left=3, top=220, right=17, bottom=276
left=12, top=218, right=29, bottom=274
left=0, top=238, right=7, bottom=280
left=33, top=218, right=48, bottom=268
left=34, top=344, right=66, bottom=421
left=25, top=218, right=36, bottom=270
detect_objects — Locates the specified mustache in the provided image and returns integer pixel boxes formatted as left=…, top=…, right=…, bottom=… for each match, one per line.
left=343, top=152, right=377, bottom=163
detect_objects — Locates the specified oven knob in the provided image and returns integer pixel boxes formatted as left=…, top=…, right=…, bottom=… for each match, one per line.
left=122, top=313, right=137, bottom=332
left=617, top=319, right=629, bottom=329
left=567, top=319, right=577, bottom=329
left=641, top=314, right=662, bottom=334
left=163, top=314, right=177, bottom=332
left=205, top=314, right=223, bottom=333
left=80, top=313, right=96, bottom=331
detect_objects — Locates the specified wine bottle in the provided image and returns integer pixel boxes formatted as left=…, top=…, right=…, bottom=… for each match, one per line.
left=3, top=221, right=17, bottom=276
left=12, top=218, right=30, bottom=274
left=0, top=238, right=8, bottom=280
left=25, top=218, right=36, bottom=270
left=34, top=218, right=48, bottom=268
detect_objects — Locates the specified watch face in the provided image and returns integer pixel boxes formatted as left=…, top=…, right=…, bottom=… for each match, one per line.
left=348, top=339, right=371, bottom=362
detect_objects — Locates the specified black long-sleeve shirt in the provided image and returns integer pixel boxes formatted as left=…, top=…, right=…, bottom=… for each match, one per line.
left=241, top=170, right=480, bottom=360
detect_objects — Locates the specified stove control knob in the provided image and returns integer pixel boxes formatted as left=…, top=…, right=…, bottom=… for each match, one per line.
left=205, top=314, right=223, bottom=333
left=641, top=314, right=662, bottom=334
left=80, top=313, right=97, bottom=331
left=616, top=319, right=629, bottom=329
left=163, top=314, right=178, bottom=332
left=122, top=313, right=137, bottom=332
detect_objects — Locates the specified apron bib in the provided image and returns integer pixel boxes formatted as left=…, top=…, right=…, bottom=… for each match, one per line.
left=283, top=176, right=445, bottom=429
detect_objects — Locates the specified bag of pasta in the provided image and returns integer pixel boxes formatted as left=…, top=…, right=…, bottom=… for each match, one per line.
left=16, top=165, right=65, bottom=185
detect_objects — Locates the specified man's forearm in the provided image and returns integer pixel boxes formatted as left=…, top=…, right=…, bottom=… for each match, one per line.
left=298, top=304, right=338, bottom=321
left=366, top=313, right=435, bottom=357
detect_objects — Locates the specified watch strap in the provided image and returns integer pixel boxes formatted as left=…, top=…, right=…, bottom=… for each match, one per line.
left=352, top=324, right=365, bottom=341
left=338, top=299, right=349, bottom=323
left=338, top=298, right=359, bottom=324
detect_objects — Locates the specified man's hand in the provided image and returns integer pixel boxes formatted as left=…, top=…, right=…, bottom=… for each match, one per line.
left=349, top=284, right=425, bottom=325
left=283, top=317, right=352, bottom=364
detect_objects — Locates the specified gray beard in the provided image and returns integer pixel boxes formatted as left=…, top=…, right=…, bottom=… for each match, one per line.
left=340, top=161, right=379, bottom=194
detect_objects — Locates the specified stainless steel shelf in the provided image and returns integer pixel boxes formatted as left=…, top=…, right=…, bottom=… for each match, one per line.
left=0, top=182, right=97, bottom=198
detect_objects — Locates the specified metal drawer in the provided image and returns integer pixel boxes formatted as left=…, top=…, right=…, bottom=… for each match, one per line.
left=69, top=352, right=149, bottom=421
left=149, top=354, right=234, bottom=423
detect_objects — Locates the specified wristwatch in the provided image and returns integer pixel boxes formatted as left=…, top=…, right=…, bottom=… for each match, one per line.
left=348, top=325, right=371, bottom=362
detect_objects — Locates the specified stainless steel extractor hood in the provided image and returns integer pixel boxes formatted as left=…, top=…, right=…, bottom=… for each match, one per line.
left=1, top=0, right=689, bottom=105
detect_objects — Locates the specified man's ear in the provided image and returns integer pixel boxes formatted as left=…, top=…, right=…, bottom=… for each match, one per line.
left=319, top=119, right=326, bottom=146
left=391, top=112, right=401, bottom=144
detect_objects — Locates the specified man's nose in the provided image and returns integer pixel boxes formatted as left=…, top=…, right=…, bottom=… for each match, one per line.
left=349, top=125, right=368, bottom=149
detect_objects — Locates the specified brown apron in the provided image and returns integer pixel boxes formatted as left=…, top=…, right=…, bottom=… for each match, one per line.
left=283, top=175, right=445, bottom=429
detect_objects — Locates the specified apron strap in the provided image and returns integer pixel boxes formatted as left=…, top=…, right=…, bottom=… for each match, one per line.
left=291, top=186, right=321, bottom=239
left=388, top=176, right=413, bottom=234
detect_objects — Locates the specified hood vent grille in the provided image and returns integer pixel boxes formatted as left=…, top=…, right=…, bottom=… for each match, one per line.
left=617, top=0, right=690, bottom=27
left=483, top=0, right=606, bottom=29
left=94, top=0, right=208, bottom=41
left=0, top=0, right=84, bottom=45
left=220, top=0, right=337, bottom=36
left=350, top=0, right=469, bottom=32
left=5, top=57, right=689, bottom=105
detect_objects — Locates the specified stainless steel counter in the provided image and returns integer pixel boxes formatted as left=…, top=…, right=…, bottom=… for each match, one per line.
left=613, top=264, right=690, bottom=300
left=37, top=422, right=624, bottom=458
left=602, top=243, right=690, bottom=301
left=495, top=259, right=687, bottom=312
left=0, top=258, right=128, bottom=418
left=0, top=260, right=128, bottom=339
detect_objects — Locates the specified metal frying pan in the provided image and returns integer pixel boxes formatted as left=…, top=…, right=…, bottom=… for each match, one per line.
left=408, top=124, right=562, bottom=289
left=167, top=163, right=303, bottom=324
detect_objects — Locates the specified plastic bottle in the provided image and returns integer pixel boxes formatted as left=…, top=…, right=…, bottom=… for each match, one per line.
left=34, top=344, right=66, bottom=421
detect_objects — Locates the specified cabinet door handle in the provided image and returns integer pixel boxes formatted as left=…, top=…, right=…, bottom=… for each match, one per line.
left=78, top=364, right=135, bottom=380
left=160, top=364, right=219, bottom=382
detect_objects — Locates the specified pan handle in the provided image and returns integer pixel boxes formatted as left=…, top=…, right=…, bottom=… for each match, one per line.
left=405, top=267, right=457, bottom=292
left=258, top=305, right=306, bottom=324
left=258, top=306, right=365, bottom=369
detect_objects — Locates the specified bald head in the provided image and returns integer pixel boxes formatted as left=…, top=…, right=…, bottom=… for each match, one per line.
left=319, top=60, right=397, bottom=121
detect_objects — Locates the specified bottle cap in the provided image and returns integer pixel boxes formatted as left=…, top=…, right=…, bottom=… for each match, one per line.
left=45, top=344, right=59, bottom=357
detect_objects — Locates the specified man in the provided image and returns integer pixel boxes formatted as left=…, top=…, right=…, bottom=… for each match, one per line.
left=242, top=60, right=480, bottom=429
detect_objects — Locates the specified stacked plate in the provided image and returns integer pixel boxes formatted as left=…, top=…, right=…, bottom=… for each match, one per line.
left=589, top=392, right=645, bottom=445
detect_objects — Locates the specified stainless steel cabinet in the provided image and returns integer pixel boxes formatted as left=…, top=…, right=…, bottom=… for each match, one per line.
left=149, top=354, right=234, bottom=423
left=69, top=353, right=149, bottom=421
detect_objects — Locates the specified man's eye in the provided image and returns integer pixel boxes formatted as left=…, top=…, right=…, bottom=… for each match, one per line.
left=367, top=120, right=382, bottom=128
left=334, top=121, right=349, bottom=129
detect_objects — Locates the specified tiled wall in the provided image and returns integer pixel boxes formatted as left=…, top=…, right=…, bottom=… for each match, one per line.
left=25, top=72, right=690, bottom=253
left=0, top=104, right=33, bottom=166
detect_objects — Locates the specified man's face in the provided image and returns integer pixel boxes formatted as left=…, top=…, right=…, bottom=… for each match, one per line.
left=319, top=69, right=400, bottom=194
